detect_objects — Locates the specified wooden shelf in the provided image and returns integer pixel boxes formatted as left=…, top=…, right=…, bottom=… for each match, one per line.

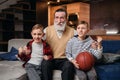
left=90, top=34, right=120, bottom=40
left=0, top=0, right=36, bottom=51
left=0, top=41, right=8, bottom=44
left=99, top=35, right=120, bottom=40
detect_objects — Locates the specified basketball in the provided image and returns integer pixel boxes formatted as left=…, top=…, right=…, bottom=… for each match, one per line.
left=76, top=51, right=95, bottom=71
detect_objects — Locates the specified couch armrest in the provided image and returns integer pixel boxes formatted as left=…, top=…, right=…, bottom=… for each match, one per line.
left=8, top=39, right=31, bottom=52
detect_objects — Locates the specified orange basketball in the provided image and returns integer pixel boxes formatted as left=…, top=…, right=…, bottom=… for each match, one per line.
left=76, top=51, right=95, bottom=71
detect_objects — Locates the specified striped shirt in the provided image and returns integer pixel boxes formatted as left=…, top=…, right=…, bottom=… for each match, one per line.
left=65, top=35, right=103, bottom=61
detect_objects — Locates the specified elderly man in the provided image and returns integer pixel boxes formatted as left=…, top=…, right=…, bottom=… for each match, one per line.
left=41, top=8, right=77, bottom=80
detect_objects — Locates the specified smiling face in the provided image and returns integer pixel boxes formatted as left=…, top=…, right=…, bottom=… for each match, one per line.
left=54, top=8, right=67, bottom=31
left=76, top=21, right=89, bottom=39
left=54, top=12, right=66, bottom=26
left=31, top=24, right=44, bottom=43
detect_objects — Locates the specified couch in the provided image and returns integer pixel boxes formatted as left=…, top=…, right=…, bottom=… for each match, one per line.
left=0, top=39, right=30, bottom=80
left=0, top=39, right=120, bottom=80
left=95, top=40, right=120, bottom=80
left=0, top=39, right=79, bottom=80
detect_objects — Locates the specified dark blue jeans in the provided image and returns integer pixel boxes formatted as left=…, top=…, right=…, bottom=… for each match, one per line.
left=41, top=58, right=75, bottom=80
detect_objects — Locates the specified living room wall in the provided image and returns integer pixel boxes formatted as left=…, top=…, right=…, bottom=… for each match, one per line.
left=90, top=0, right=120, bottom=34
left=36, top=0, right=120, bottom=34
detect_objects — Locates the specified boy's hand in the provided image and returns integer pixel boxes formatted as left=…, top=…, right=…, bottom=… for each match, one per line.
left=23, top=46, right=30, bottom=55
left=91, top=36, right=103, bottom=50
left=97, top=36, right=102, bottom=43
left=43, top=55, right=52, bottom=60
left=71, top=59, right=79, bottom=69
left=18, top=47, right=24, bottom=55
left=91, top=41, right=98, bottom=49
left=96, top=36, right=102, bottom=49
left=18, top=46, right=30, bottom=55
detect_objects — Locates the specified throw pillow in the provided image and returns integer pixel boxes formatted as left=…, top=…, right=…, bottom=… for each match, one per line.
left=0, top=47, right=18, bottom=61
left=102, top=53, right=120, bottom=63
left=96, top=53, right=120, bottom=65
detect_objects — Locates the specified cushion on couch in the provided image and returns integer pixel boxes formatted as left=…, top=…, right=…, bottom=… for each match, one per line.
left=96, top=53, right=120, bottom=65
left=0, top=47, right=18, bottom=61
left=0, top=61, right=27, bottom=80
left=95, top=62, right=120, bottom=80
left=102, top=40, right=120, bottom=53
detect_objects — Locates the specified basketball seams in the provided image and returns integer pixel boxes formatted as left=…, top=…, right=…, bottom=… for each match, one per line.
left=76, top=52, right=95, bottom=71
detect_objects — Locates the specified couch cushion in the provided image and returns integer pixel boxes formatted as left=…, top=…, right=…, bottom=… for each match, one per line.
left=96, top=53, right=120, bottom=65
left=53, top=70, right=79, bottom=80
left=102, top=40, right=120, bottom=53
left=95, top=62, right=120, bottom=80
left=8, top=39, right=31, bottom=52
left=0, top=61, right=27, bottom=80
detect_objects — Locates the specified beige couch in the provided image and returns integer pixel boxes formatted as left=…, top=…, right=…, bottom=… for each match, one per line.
left=0, top=39, right=79, bottom=80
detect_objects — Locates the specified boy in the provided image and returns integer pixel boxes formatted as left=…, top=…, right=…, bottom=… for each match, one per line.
left=65, top=21, right=103, bottom=80
left=17, top=24, right=53, bottom=80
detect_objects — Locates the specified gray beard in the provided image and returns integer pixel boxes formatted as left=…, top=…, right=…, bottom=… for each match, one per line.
left=54, top=22, right=66, bottom=32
